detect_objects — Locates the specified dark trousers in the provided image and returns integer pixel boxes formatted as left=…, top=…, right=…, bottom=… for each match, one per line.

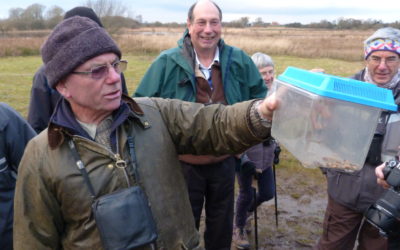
left=235, top=167, right=275, bottom=228
left=315, top=195, right=387, bottom=250
left=388, top=236, right=400, bottom=250
left=182, top=157, right=236, bottom=250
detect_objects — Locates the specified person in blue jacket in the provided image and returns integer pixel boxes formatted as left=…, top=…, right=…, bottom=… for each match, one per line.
left=0, top=103, right=36, bottom=250
left=134, top=1, right=266, bottom=249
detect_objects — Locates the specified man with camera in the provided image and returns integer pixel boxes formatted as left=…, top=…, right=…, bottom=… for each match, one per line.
left=373, top=160, right=400, bottom=250
left=315, top=27, right=400, bottom=250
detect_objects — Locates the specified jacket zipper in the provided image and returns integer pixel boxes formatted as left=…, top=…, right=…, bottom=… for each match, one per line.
left=73, top=133, right=131, bottom=187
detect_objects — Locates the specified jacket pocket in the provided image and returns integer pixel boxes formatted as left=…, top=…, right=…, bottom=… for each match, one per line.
left=326, top=169, right=362, bottom=208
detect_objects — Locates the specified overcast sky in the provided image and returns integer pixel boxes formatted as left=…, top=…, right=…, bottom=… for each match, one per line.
left=1, top=0, right=399, bottom=24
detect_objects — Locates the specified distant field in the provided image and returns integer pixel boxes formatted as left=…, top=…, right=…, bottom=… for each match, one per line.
left=0, top=27, right=368, bottom=117
left=0, top=53, right=363, bottom=117
left=1, top=26, right=372, bottom=60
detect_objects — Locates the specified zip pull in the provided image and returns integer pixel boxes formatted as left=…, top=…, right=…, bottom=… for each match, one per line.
left=115, top=153, right=127, bottom=169
left=114, top=153, right=131, bottom=187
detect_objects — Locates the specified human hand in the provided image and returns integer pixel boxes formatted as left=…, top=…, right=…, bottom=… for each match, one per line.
left=375, top=163, right=390, bottom=189
left=239, top=154, right=256, bottom=177
left=274, top=145, right=281, bottom=165
left=258, top=92, right=279, bottom=121
left=310, top=68, right=325, bottom=73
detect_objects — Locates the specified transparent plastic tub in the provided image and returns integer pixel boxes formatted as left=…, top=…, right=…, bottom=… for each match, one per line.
left=271, top=67, right=397, bottom=171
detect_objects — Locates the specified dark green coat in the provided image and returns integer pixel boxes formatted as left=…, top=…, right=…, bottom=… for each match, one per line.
left=134, top=30, right=267, bottom=103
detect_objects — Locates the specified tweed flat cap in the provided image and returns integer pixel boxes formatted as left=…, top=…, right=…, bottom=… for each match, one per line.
left=41, top=16, right=121, bottom=88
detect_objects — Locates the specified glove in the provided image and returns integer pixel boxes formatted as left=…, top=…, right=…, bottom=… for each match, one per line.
left=239, top=154, right=256, bottom=177
left=274, top=145, right=281, bottom=165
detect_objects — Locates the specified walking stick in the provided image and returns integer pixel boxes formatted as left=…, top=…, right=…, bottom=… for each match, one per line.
left=273, top=144, right=281, bottom=228
left=252, top=169, right=261, bottom=250
left=253, top=186, right=258, bottom=250
left=272, top=163, right=278, bottom=228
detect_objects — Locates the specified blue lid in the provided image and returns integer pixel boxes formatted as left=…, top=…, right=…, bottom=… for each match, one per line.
left=277, top=67, right=397, bottom=111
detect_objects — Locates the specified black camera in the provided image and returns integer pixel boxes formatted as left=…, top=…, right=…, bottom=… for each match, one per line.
left=364, top=159, right=400, bottom=237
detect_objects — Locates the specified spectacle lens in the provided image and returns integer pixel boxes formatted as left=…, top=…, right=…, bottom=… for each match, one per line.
left=72, top=60, right=128, bottom=79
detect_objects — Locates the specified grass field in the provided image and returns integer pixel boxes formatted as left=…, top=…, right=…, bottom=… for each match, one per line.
left=0, top=53, right=363, bottom=117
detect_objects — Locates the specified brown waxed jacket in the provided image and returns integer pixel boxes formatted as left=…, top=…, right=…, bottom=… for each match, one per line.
left=14, top=97, right=267, bottom=250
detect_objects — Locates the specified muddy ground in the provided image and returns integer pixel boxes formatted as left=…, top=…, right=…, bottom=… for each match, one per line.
left=245, top=162, right=327, bottom=250
left=199, top=150, right=329, bottom=249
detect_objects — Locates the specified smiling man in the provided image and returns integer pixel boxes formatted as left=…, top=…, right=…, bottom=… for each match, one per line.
left=134, top=1, right=266, bottom=249
left=316, top=27, right=400, bottom=250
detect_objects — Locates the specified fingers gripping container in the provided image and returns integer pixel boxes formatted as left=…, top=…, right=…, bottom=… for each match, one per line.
left=271, top=67, right=397, bottom=171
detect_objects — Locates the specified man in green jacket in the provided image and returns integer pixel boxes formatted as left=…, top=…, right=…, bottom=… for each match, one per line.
left=13, top=16, right=275, bottom=250
left=134, top=1, right=266, bottom=248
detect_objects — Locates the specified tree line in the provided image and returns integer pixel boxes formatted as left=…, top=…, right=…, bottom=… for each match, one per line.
left=0, top=1, right=399, bottom=33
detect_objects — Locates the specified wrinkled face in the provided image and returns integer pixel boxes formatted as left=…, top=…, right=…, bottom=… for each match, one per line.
left=366, top=50, right=400, bottom=86
left=56, top=53, right=122, bottom=119
left=187, top=1, right=222, bottom=54
left=259, top=66, right=275, bottom=89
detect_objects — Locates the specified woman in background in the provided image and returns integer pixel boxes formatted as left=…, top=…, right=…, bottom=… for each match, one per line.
left=233, top=52, right=280, bottom=249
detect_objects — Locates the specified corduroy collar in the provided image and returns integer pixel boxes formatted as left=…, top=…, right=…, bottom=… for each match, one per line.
left=47, top=94, right=146, bottom=149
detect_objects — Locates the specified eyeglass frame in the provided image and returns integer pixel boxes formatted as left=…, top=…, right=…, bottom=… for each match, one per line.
left=367, top=55, right=400, bottom=67
left=71, top=60, right=128, bottom=79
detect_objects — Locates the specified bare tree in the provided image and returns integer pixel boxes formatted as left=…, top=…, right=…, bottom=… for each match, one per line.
left=22, top=4, right=46, bottom=29
left=85, top=0, right=128, bottom=18
left=8, top=8, right=24, bottom=19
left=45, top=6, right=64, bottom=28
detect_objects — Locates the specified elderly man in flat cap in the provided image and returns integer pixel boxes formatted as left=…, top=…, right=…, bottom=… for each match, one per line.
left=13, top=16, right=276, bottom=250
left=316, top=27, right=400, bottom=250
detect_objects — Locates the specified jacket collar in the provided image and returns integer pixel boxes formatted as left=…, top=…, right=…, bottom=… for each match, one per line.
left=48, top=94, right=148, bottom=149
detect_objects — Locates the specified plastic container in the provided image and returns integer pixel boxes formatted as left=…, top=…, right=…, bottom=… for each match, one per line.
left=271, top=67, right=397, bottom=171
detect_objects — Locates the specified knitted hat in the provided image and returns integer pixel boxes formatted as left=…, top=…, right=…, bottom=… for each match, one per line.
left=41, top=16, right=121, bottom=88
left=364, top=27, right=400, bottom=59
left=64, top=6, right=104, bottom=27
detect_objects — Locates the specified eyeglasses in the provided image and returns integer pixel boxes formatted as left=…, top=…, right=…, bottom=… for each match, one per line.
left=72, top=60, right=128, bottom=79
left=368, top=56, right=400, bottom=66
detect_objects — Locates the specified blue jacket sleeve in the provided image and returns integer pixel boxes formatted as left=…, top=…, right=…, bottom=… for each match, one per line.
left=1, top=103, right=36, bottom=170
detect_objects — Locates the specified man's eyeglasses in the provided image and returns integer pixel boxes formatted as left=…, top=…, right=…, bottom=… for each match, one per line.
left=368, top=56, right=400, bottom=66
left=72, top=60, right=128, bottom=79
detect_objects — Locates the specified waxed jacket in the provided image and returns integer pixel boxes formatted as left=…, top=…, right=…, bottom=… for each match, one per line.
left=27, top=65, right=129, bottom=133
left=0, top=103, right=36, bottom=250
left=14, top=96, right=268, bottom=250
left=325, top=69, right=400, bottom=212
left=134, top=30, right=267, bottom=103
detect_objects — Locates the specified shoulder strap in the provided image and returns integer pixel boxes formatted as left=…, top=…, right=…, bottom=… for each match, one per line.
left=127, top=136, right=140, bottom=183
left=68, top=139, right=96, bottom=199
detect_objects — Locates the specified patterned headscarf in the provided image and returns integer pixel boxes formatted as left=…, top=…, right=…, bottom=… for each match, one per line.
left=364, top=27, right=400, bottom=59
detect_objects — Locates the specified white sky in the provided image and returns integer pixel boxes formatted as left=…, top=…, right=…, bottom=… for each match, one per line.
left=1, top=0, right=399, bottom=24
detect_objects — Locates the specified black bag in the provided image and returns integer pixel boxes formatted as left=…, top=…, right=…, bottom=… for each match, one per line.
left=68, top=138, right=158, bottom=250
left=92, top=186, right=157, bottom=250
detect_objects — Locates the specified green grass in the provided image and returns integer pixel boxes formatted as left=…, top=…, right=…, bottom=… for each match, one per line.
left=0, top=54, right=155, bottom=117
left=0, top=53, right=364, bottom=118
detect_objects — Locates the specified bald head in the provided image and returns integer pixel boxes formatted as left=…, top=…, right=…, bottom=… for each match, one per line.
left=188, top=0, right=222, bottom=22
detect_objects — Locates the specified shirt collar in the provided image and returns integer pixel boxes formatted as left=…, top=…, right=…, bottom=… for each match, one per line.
left=195, top=47, right=220, bottom=70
